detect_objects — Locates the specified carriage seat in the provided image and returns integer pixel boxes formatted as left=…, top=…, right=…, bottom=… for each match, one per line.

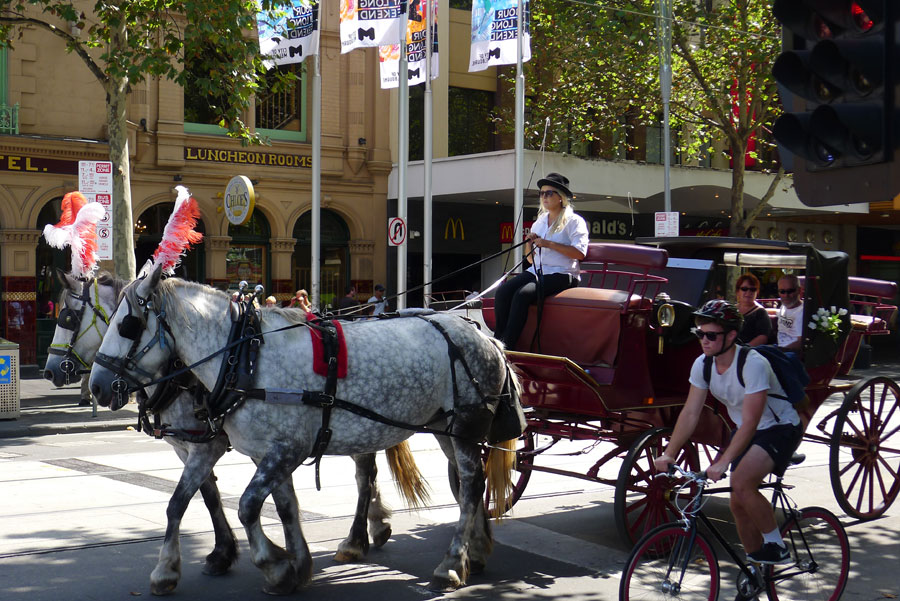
left=510, top=287, right=650, bottom=366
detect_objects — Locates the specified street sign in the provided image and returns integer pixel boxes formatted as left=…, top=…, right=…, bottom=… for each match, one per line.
left=78, top=161, right=113, bottom=260
left=388, top=217, right=406, bottom=246
left=654, top=212, right=679, bottom=237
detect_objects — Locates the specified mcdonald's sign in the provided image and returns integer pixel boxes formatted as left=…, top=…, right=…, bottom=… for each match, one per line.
left=444, top=217, right=465, bottom=240
left=500, top=221, right=534, bottom=243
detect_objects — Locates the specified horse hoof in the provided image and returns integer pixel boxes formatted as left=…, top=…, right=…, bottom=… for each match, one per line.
left=371, top=527, right=392, bottom=548
left=150, top=579, right=178, bottom=596
left=203, top=545, right=238, bottom=576
left=296, top=556, right=313, bottom=587
left=333, top=549, right=362, bottom=563
left=262, top=576, right=297, bottom=596
left=427, top=571, right=462, bottom=592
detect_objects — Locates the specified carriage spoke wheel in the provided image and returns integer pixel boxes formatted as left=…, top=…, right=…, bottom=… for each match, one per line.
left=447, top=430, right=536, bottom=515
left=829, top=376, right=900, bottom=520
left=614, top=427, right=700, bottom=547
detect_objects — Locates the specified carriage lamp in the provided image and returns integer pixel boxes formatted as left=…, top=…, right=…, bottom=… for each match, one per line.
left=655, top=293, right=675, bottom=355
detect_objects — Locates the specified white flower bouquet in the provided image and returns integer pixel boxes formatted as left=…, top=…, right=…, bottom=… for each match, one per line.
left=808, top=306, right=848, bottom=342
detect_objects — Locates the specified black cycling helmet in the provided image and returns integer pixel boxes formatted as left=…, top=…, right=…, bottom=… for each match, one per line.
left=693, top=299, right=743, bottom=332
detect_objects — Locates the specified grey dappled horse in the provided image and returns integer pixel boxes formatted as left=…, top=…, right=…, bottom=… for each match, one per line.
left=45, top=271, right=422, bottom=595
left=90, top=267, right=519, bottom=593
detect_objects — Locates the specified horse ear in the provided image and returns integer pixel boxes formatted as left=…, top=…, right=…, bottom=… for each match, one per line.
left=136, top=263, right=165, bottom=300
left=55, top=267, right=75, bottom=290
left=136, top=259, right=153, bottom=280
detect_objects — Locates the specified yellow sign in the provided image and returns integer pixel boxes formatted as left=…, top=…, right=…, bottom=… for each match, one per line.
left=224, top=176, right=256, bottom=226
left=444, top=217, right=465, bottom=240
left=185, top=147, right=311, bottom=168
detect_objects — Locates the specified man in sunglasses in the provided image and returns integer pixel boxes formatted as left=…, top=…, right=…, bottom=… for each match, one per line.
left=654, top=299, right=802, bottom=574
left=775, top=274, right=804, bottom=352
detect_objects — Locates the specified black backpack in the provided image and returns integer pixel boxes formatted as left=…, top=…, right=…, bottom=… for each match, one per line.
left=703, top=344, right=810, bottom=405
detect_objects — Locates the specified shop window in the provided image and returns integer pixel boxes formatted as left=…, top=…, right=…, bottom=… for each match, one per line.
left=134, top=203, right=206, bottom=281
left=228, top=211, right=271, bottom=290
left=409, top=85, right=425, bottom=161
left=448, top=86, right=495, bottom=156
left=292, top=209, right=350, bottom=309
left=183, top=44, right=232, bottom=134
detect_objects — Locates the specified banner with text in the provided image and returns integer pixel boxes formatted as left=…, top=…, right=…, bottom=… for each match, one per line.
left=257, top=0, right=320, bottom=67
left=379, top=0, right=438, bottom=89
left=340, top=0, right=405, bottom=53
left=469, top=0, right=530, bottom=72
left=78, top=161, right=114, bottom=261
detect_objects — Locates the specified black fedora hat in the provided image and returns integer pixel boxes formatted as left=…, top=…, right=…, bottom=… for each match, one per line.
left=536, top=172, right=573, bottom=199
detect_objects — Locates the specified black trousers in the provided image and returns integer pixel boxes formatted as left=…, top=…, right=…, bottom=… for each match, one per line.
left=493, top=271, right=578, bottom=349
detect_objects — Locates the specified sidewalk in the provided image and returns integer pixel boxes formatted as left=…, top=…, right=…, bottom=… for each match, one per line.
left=0, top=367, right=139, bottom=439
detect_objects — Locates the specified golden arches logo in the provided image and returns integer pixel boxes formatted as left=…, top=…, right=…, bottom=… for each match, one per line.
left=444, top=218, right=464, bottom=240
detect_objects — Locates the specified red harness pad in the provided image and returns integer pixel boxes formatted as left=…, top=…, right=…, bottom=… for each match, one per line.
left=309, top=320, right=348, bottom=378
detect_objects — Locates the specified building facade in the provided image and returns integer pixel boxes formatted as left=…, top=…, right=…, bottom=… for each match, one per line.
left=1, top=3, right=392, bottom=366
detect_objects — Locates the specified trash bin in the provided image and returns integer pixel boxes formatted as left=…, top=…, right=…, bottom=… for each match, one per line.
left=0, top=338, right=20, bottom=419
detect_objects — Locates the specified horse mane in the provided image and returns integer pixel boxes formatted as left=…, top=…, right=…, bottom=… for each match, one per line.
left=96, top=270, right=128, bottom=298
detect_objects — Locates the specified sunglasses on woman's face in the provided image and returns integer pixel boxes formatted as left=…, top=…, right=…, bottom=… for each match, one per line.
left=539, top=189, right=559, bottom=199
left=739, top=286, right=757, bottom=292
left=692, top=328, right=725, bottom=341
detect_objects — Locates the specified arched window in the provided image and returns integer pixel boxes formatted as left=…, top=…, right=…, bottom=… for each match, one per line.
left=292, top=210, right=350, bottom=309
left=135, top=203, right=206, bottom=281
left=227, top=211, right=271, bottom=290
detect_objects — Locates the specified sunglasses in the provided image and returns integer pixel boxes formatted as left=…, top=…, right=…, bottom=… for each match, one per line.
left=692, top=328, right=725, bottom=341
left=739, top=286, right=757, bottom=292
left=539, top=190, right=559, bottom=199
left=778, top=288, right=798, bottom=295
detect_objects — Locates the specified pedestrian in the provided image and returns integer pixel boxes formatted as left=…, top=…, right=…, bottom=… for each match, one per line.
left=290, top=289, right=312, bottom=312
left=367, top=284, right=389, bottom=316
left=265, top=295, right=277, bottom=307
left=336, top=285, right=359, bottom=314
left=492, top=172, right=589, bottom=350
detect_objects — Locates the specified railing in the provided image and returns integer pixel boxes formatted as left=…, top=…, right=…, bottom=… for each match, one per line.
left=0, top=103, right=19, bottom=134
left=256, top=87, right=297, bottom=131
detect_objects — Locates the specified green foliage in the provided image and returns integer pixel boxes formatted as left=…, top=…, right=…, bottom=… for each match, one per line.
left=0, top=0, right=297, bottom=141
left=502, top=0, right=782, bottom=169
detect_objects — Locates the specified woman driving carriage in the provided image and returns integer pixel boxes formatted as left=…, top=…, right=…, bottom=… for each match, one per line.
left=654, top=299, right=803, bottom=572
left=492, top=172, right=589, bottom=350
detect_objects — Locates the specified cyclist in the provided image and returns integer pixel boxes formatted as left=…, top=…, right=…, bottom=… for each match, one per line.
left=654, top=299, right=803, bottom=573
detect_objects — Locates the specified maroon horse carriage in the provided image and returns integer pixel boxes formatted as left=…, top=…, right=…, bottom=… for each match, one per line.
left=481, top=237, right=900, bottom=546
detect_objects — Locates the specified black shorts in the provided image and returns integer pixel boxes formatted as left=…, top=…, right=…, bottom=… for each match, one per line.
left=731, top=423, right=803, bottom=477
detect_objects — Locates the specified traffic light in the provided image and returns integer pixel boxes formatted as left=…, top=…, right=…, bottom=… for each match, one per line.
left=772, top=1, right=898, bottom=206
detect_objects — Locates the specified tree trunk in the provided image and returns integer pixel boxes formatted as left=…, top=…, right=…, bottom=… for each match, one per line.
left=729, top=138, right=748, bottom=238
left=106, top=82, right=136, bottom=282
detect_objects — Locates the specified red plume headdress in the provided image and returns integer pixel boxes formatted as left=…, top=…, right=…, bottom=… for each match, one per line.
left=152, top=185, right=204, bottom=276
left=42, top=191, right=105, bottom=279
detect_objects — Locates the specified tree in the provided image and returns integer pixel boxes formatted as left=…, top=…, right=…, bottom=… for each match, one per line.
left=0, top=0, right=292, bottom=280
left=504, top=0, right=785, bottom=237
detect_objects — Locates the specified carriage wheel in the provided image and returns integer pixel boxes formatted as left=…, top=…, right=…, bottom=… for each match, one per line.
left=447, top=431, right=536, bottom=515
left=829, top=376, right=900, bottom=520
left=614, top=427, right=700, bottom=547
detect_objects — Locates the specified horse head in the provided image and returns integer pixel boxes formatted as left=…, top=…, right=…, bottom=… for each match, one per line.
left=90, top=263, right=175, bottom=410
left=43, top=269, right=122, bottom=387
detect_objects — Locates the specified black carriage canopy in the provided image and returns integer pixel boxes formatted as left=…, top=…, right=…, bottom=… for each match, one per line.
left=636, top=237, right=850, bottom=369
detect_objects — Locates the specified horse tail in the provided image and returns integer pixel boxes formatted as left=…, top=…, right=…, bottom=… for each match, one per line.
left=385, top=441, right=431, bottom=509
left=485, top=439, right=516, bottom=519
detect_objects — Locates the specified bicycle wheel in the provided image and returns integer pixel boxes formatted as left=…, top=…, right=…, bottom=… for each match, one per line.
left=620, top=524, right=719, bottom=601
left=765, top=506, right=850, bottom=601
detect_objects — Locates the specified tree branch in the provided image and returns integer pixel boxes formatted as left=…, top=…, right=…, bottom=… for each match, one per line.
left=0, top=15, right=107, bottom=84
left=746, top=165, right=787, bottom=225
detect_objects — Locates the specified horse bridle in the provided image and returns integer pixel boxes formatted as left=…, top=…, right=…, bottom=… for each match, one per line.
left=47, top=278, right=111, bottom=383
left=94, top=287, right=176, bottom=406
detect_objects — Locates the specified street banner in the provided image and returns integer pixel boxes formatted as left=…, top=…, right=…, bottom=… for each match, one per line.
left=78, top=161, right=113, bottom=261
left=379, top=0, right=438, bottom=89
left=257, top=0, right=320, bottom=67
left=468, top=0, right=531, bottom=72
left=340, top=0, right=405, bottom=54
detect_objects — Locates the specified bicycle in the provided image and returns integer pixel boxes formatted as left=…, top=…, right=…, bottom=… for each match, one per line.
left=619, top=462, right=850, bottom=601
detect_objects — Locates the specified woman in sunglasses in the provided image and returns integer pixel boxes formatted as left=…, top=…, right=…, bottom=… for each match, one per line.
left=654, top=299, right=802, bottom=567
left=735, top=273, right=772, bottom=347
left=492, top=172, right=589, bottom=350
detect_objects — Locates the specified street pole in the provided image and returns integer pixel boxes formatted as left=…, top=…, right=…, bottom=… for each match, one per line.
left=658, top=0, right=672, bottom=213
left=397, top=6, right=409, bottom=309
left=514, top=0, right=525, bottom=270
left=311, top=31, right=322, bottom=310
left=424, top=0, right=433, bottom=307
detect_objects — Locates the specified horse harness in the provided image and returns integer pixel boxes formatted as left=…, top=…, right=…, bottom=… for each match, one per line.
left=99, top=289, right=514, bottom=488
left=48, top=277, right=111, bottom=384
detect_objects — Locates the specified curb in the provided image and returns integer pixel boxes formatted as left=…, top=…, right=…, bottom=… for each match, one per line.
left=0, top=418, right=139, bottom=439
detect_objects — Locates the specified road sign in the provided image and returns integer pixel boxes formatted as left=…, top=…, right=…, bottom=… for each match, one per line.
left=388, top=217, right=406, bottom=246
left=78, top=161, right=114, bottom=260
